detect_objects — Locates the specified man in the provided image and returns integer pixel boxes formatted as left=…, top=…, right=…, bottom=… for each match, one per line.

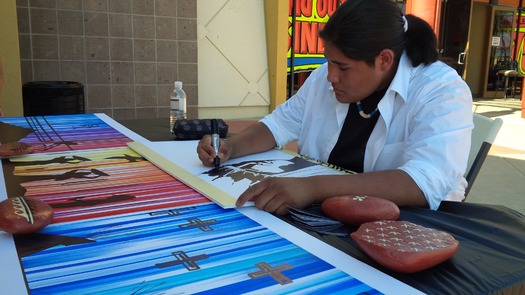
left=197, top=0, right=473, bottom=215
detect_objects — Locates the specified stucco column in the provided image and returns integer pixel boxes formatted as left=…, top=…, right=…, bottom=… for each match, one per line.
left=0, top=0, right=23, bottom=116
left=264, top=0, right=288, bottom=111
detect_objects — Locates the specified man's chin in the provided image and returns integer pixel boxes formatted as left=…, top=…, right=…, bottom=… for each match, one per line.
left=334, top=95, right=354, bottom=104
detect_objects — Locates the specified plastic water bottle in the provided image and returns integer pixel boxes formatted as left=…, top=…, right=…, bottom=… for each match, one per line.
left=170, top=81, right=187, bottom=132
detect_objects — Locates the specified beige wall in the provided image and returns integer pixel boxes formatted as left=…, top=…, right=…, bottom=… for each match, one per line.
left=0, top=0, right=23, bottom=117
left=195, top=0, right=287, bottom=120
left=197, top=0, right=271, bottom=120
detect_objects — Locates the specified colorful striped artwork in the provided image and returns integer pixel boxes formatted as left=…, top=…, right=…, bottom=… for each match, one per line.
left=17, top=203, right=381, bottom=294
left=0, top=114, right=132, bottom=153
left=3, top=147, right=210, bottom=223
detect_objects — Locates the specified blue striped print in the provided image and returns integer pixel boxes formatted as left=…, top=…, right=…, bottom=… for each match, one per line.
left=20, top=203, right=379, bottom=294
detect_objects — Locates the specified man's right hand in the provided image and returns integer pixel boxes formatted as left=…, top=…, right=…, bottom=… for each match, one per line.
left=197, top=135, right=231, bottom=167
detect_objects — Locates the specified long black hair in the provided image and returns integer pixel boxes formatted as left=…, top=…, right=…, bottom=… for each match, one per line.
left=319, top=0, right=438, bottom=67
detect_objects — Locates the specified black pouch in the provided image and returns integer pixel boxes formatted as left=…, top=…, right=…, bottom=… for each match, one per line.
left=172, top=119, right=229, bottom=140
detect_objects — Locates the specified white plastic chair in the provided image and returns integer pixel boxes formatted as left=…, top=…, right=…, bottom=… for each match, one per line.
left=464, top=113, right=503, bottom=198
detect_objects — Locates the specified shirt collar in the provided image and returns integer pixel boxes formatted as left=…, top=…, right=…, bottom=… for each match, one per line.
left=376, top=52, right=413, bottom=127
left=387, top=52, right=412, bottom=103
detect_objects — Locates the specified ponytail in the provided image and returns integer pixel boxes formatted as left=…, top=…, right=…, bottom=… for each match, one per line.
left=404, top=14, right=439, bottom=66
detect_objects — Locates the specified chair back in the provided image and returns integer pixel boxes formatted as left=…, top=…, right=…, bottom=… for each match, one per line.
left=465, top=113, right=503, bottom=198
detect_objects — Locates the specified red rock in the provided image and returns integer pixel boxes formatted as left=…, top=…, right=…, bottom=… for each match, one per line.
left=321, top=195, right=400, bottom=225
left=0, top=197, right=53, bottom=234
left=351, top=220, right=459, bottom=273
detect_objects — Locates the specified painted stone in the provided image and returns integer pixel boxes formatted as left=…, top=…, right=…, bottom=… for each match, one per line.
left=0, top=197, right=53, bottom=234
left=321, top=195, right=400, bottom=225
left=351, top=220, right=459, bottom=273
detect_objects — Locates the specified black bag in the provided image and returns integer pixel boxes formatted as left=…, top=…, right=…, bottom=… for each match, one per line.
left=172, top=119, right=229, bottom=140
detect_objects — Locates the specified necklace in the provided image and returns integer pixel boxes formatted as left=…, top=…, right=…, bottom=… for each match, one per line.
left=356, top=101, right=378, bottom=119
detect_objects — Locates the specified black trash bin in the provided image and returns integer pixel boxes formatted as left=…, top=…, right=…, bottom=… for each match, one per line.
left=23, top=81, right=84, bottom=116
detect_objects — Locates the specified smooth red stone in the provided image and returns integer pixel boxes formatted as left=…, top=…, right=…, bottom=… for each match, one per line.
left=0, top=197, right=53, bottom=234
left=321, top=195, right=400, bottom=226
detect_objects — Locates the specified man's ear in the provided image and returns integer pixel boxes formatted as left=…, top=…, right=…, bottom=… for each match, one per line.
left=376, top=49, right=395, bottom=72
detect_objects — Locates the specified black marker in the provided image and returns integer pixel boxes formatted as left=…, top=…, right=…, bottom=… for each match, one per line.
left=211, top=119, right=220, bottom=168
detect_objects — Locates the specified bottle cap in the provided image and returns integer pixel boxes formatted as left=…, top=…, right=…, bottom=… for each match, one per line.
left=174, top=81, right=183, bottom=88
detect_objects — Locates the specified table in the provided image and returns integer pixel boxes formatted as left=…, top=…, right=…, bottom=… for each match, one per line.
left=119, top=117, right=525, bottom=295
left=4, top=114, right=420, bottom=294
left=1, top=115, right=523, bottom=294
left=292, top=202, right=525, bottom=294
left=117, top=117, right=261, bottom=142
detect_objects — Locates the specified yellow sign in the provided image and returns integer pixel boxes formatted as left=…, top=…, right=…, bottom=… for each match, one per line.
left=287, top=0, right=342, bottom=73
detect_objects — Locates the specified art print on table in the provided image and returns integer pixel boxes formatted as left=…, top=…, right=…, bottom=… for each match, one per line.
left=0, top=114, right=132, bottom=154
left=129, top=141, right=347, bottom=208
left=2, top=147, right=210, bottom=223
left=15, top=203, right=381, bottom=295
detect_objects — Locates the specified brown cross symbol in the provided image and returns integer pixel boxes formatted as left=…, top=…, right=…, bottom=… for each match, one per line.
left=155, top=251, right=208, bottom=271
left=178, top=218, right=218, bottom=232
left=149, top=209, right=182, bottom=217
left=248, top=262, right=293, bottom=285
left=149, top=206, right=196, bottom=217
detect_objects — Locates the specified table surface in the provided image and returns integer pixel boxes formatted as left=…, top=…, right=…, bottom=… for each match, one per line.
left=118, top=117, right=525, bottom=295
left=117, top=117, right=259, bottom=142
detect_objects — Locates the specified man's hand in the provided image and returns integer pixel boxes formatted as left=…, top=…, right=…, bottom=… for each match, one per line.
left=197, top=135, right=231, bottom=167
left=236, top=177, right=318, bottom=215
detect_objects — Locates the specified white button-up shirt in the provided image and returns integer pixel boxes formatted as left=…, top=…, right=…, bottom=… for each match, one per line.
left=261, top=53, right=474, bottom=210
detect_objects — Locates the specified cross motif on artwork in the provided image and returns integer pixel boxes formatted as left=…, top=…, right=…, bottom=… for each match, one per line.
left=178, top=218, right=218, bottom=232
left=149, top=206, right=196, bottom=217
left=248, top=262, right=293, bottom=285
left=149, top=209, right=182, bottom=217
left=155, top=251, right=208, bottom=271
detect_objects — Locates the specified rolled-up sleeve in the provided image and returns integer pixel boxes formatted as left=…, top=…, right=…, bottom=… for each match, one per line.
left=399, top=71, right=473, bottom=210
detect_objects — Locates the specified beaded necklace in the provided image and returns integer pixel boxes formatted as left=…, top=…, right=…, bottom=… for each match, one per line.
left=356, top=101, right=378, bottom=119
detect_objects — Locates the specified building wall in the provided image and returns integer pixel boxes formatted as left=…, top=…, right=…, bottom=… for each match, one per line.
left=16, top=0, right=198, bottom=120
